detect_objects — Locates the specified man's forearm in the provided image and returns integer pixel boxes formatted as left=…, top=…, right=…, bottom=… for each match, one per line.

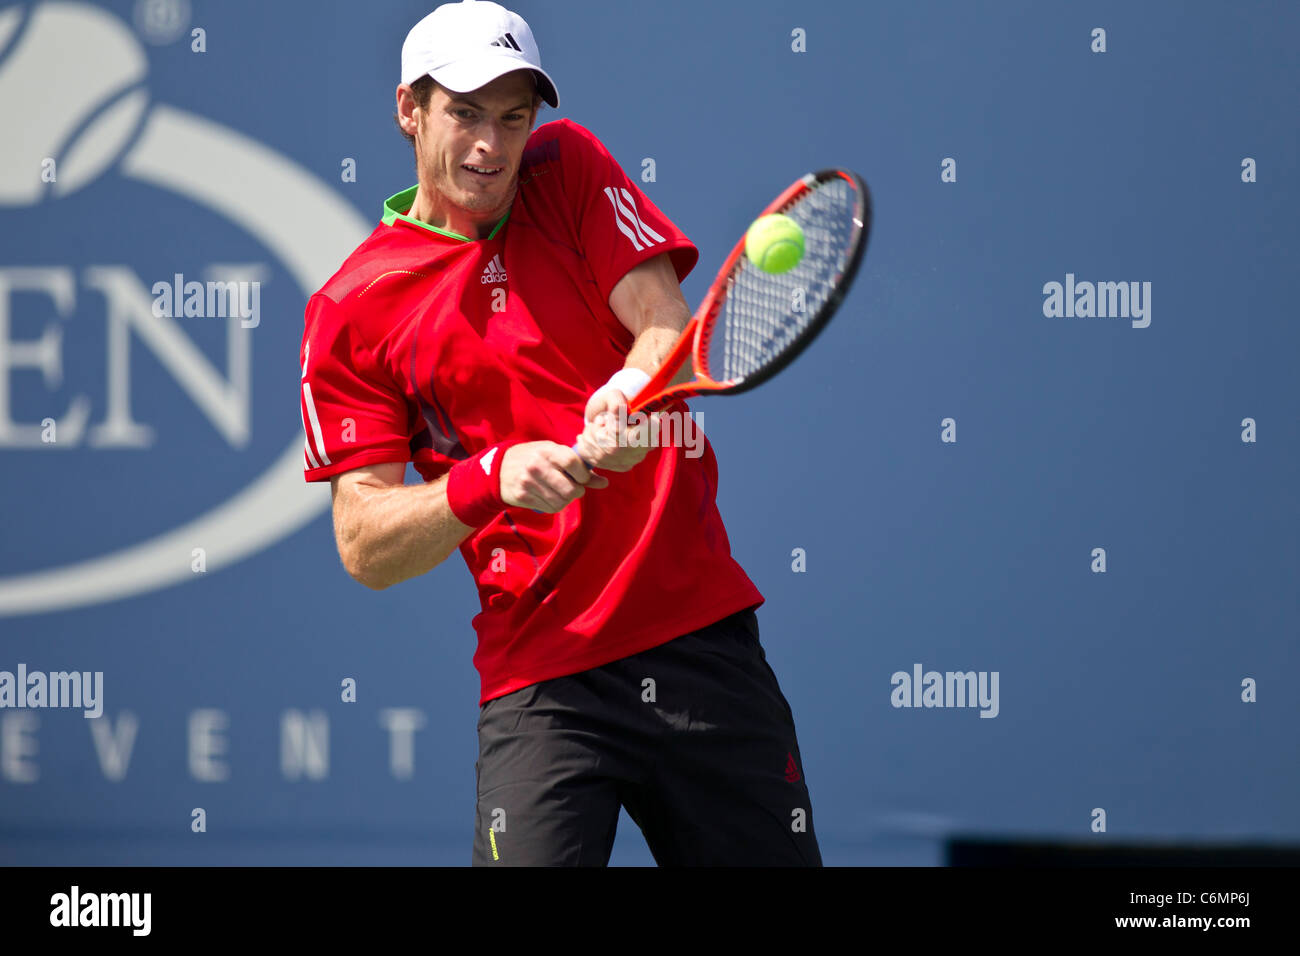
left=606, top=253, right=696, bottom=390
left=335, top=474, right=473, bottom=590
left=621, top=295, right=693, bottom=388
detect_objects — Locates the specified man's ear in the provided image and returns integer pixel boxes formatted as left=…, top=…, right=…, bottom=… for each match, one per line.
left=395, top=84, right=413, bottom=134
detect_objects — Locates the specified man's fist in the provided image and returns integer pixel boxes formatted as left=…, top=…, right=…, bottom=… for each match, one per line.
left=574, top=388, right=655, bottom=473
left=499, top=441, right=609, bottom=513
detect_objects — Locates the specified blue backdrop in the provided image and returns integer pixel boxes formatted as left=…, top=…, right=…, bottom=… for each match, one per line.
left=1, top=0, right=1296, bottom=865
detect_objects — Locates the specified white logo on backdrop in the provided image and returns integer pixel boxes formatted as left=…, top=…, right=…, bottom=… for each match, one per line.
left=0, top=2, right=369, bottom=615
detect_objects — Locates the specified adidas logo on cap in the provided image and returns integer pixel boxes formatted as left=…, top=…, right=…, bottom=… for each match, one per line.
left=489, top=32, right=522, bottom=51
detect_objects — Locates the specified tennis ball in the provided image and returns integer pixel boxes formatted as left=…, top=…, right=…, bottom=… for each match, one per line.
left=745, top=213, right=805, bottom=274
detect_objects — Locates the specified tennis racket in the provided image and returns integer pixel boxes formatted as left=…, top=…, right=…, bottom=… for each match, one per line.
left=572, top=167, right=871, bottom=463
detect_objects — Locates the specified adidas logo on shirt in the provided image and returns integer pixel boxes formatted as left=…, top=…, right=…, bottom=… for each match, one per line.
left=480, top=254, right=508, bottom=285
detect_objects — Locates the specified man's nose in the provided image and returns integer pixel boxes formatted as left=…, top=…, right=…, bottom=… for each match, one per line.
left=476, top=120, right=507, bottom=157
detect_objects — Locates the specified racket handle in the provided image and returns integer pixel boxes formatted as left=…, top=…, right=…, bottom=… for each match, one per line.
left=569, top=443, right=594, bottom=471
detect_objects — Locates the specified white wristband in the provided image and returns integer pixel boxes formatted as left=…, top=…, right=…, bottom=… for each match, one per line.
left=601, top=367, right=652, bottom=402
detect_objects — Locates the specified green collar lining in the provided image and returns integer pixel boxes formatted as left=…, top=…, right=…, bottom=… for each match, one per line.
left=381, top=185, right=510, bottom=242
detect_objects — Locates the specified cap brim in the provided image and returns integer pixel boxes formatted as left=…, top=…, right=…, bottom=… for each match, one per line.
left=431, top=55, right=560, bottom=109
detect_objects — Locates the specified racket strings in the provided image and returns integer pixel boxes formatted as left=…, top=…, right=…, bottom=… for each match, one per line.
left=712, top=177, right=860, bottom=385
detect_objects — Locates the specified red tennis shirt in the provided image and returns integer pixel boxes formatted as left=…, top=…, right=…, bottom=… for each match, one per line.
left=300, top=118, right=763, bottom=704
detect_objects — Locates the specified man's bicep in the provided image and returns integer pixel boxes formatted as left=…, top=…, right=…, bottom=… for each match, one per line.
left=331, top=460, right=406, bottom=496
left=608, top=252, right=692, bottom=339
left=331, top=461, right=408, bottom=530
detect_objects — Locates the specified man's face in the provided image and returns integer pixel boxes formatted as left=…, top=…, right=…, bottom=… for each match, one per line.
left=409, top=70, right=539, bottom=227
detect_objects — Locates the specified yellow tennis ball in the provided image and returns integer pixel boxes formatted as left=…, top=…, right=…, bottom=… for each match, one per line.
left=745, top=213, right=805, bottom=274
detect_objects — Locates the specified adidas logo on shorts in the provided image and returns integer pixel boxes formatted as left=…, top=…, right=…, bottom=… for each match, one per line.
left=480, top=254, right=508, bottom=284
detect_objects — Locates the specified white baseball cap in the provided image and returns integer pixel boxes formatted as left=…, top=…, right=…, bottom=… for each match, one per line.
left=401, top=0, right=560, bottom=109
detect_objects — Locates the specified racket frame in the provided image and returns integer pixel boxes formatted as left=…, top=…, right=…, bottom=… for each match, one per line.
left=630, top=168, right=871, bottom=415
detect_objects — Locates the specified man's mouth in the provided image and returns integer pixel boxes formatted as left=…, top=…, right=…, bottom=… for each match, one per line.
left=462, top=164, right=504, bottom=178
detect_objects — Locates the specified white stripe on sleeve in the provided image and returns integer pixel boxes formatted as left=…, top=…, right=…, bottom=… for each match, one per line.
left=301, top=382, right=332, bottom=466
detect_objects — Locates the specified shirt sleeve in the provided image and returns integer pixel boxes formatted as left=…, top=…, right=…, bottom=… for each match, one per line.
left=559, top=120, right=700, bottom=307
left=299, top=292, right=414, bottom=482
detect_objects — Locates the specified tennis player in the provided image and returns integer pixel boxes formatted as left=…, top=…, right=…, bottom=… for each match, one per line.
left=300, top=0, right=821, bottom=866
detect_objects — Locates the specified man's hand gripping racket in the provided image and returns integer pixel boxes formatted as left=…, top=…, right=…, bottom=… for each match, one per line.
left=570, top=168, right=872, bottom=473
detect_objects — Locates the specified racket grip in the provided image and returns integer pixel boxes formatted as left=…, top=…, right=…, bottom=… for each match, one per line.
left=569, top=442, right=594, bottom=471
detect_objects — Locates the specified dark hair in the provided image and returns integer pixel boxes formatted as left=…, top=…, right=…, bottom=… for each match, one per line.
left=395, top=73, right=543, bottom=149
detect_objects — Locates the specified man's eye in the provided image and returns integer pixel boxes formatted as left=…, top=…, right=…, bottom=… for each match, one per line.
left=454, top=109, right=475, bottom=120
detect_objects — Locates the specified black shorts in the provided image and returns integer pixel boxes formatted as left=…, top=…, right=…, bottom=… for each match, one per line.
left=471, top=607, right=822, bottom=866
